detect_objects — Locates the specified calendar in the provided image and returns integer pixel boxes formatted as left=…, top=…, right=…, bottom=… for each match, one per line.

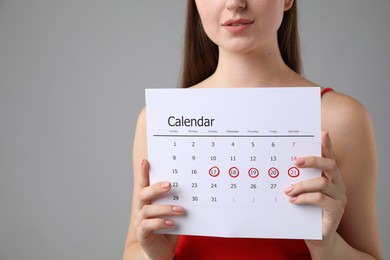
left=146, top=87, right=322, bottom=239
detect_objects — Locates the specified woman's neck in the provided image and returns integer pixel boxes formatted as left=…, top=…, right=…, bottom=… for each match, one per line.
left=201, top=45, right=313, bottom=88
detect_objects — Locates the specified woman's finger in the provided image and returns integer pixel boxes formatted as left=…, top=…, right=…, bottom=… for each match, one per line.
left=139, top=159, right=150, bottom=189
left=138, top=181, right=171, bottom=204
left=136, top=204, right=184, bottom=239
left=321, top=131, right=347, bottom=192
left=285, top=177, right=347, bottom=203
left=288, top=191, right=347, bottom=212
left=321, top=130, right=336, bottom=160
left=137, top=218, right=176, bottom=241
left=137, top=159, right=172, bottom=211
left=295, top=156, right=336, bottom=175
left=138, top=205, right=185, bottom=223
left=294, top=156, right=345, bottom=192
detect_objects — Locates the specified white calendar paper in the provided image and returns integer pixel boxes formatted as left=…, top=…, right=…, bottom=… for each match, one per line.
left=146, top=87, right=322, bottom=239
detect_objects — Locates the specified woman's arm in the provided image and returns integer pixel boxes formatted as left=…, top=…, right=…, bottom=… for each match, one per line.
left=123, top=108, right=183, bottom=260
left=286, top=91, right=383, bottom=259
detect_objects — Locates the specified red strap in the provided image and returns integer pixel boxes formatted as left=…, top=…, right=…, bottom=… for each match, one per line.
left=321, top=87, right=334, bottom=97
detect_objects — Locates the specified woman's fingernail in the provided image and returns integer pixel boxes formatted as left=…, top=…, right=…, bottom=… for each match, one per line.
left=284, top=185, right=293, bottom=194
left=294, top=158, right=305, bottom=166
left=160, top=182, right=170, bottom=189
left=165, top=219, right=175, bottom=227
left=289, top=196, right=297, bottom=203
left=172, top=206, right=184, bottom=214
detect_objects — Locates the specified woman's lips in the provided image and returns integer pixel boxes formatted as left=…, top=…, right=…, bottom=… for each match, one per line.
left=222, top=19, right=254, bottom=33
left=222, top=18, right=254, bottom=26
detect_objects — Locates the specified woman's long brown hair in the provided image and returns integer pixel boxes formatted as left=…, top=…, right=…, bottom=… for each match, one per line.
left=180, top=0, right=301, bottom=88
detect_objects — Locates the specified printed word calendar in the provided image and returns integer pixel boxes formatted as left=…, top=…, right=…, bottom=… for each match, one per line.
left=146, top=87, right=322, bottom=239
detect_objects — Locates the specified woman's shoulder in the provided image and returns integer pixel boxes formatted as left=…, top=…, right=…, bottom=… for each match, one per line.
left=133, top=106, right=148, bottom=155
left=136, top=106, right=147, bottom=126
left=321, top=88, right=374, bottom=160
left=133, top=106, right=147, bottom=135
left=321, top=89, right=371, bottom=128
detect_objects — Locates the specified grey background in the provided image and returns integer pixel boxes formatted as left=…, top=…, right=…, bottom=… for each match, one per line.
left=0, top=1, right=388, bottom=259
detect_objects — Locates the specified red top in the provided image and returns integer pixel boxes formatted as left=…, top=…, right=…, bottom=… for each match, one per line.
left=174, top=87, right=333, bottom=259
left=321, top=87, right=334, bottom=97
left=175, top=236, right=311, bottom=259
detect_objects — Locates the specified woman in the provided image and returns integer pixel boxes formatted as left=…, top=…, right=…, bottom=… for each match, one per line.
left=123, top=0, right=382, bottom=259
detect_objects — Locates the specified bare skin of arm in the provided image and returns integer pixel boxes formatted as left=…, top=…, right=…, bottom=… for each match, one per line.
left=123, top=108, right=183, bottom=260
left=285, top=91, right=382, bottom=259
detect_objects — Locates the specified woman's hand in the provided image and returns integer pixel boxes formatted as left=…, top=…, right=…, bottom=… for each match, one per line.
left=284, top=131, right=347, bottom=250
left=135, top=159, right=184, bottom=260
